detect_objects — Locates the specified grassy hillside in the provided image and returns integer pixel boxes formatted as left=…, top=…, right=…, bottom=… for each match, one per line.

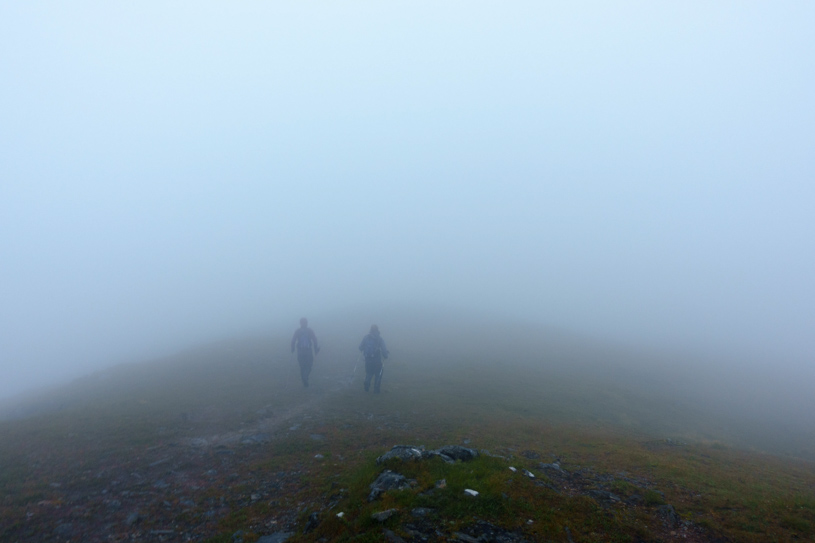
left=1, top=320, right=813, bottom=542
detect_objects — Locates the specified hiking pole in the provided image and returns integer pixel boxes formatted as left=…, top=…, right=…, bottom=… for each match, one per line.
left=288, top=351, right=294, bottom=387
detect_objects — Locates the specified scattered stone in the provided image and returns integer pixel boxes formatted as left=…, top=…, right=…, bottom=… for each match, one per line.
left=125, top=511, right=142, bottom=526
left=522, top=469, right=535, bottom=479
left=411, top=507, right=433, bottom=517
left=372, top=508, right=398, bottom=522
left=369, top=470, right=411, bottom=501
left=481, top=449, right=507, bottom=459
left=464, top=489, right=479, bottom=497
left=626, top=494, right=644, bottom=506
left=436, top=445, right=479, bottom=462
left=509, top=466, right=517, bottom=472
left=383, top=529, right=407, bottom=543
left=376, top=444, right=479, bottom=465
left=336, top=512, right=344, bottom=518
left=314, top=453, right=324, bottom=459
left=533, top=480, right=560, bottom=492
left=250, top=493, right=261, bottom=501
left=304, top=512, right=320, bottom=533
left=376, top=445, right=425, bottom=464
left=521, top=450, right=540, bottom=460
left=587, top=489, right=621, bottom=502
left=241, top=433, right=271, bottom=444
left=658, top=504, right=681, bottom=527
left=538, top=462, right=568, bottom=476
left=456, top=520, right=528, bottom=542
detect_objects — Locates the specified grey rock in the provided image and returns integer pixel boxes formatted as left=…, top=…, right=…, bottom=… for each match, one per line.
left=125, top=511, right=141, bottom=526
left=369, top=470, right=411, bottom=501
left=658, top=504, right=681, bottom=527
left=241, top=433, right=271, bottom=444
left=626, top=493, right=644, bottom=506
left=372, top=508, right=398, bottom=522
left=435, top=445, right=478, bottom=462
left=538, top=462, right=568, bottom=476
left=304, top=512, right=320, bottom=533
left=588, top=489, right=621, bottom=502
left=376, top=445, right=425, bottom=464
left=383, top=529, right=407, bottom=543
left=456, top=520, right=528, bottom=542
left=533, top=480, right=560, bottom=492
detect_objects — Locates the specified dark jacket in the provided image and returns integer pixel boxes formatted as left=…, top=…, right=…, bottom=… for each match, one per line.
left=359, top=333, right=389, bottom=360
left=291, top=327, right=319, bottom=355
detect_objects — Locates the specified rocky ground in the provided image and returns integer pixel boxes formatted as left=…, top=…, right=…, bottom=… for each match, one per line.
left=2, top=362, right=807, bottom=543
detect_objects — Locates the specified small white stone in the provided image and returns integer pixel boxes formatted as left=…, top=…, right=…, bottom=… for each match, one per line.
left=336, top=512, right=345, bottom=518
left=464, top=489, right=479, bottom=497
left=509, top=467, right=517, bottom=472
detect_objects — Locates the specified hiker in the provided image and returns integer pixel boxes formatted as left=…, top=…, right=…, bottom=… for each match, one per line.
left=359, top=324, right=389, bottom=393
left=291, top=318, right=320, bottom=387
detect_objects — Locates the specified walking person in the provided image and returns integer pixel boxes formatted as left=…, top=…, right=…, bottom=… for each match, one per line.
left=359, top=325, right=389, bottom=393
left=291, top=318, right=320, bottom=387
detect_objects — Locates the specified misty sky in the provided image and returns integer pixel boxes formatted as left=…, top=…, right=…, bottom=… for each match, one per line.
left=2, top=2, right=814, bottom=399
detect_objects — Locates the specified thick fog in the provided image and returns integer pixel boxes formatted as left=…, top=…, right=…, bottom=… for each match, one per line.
left=1, top=2, right=814, bottom=401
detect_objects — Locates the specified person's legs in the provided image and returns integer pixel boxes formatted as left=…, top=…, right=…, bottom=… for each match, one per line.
left=298, top=351, right=313, bottom=387
left=364, top=357, right=375, bottom=391
left=373, top=361, right=383, bottom=393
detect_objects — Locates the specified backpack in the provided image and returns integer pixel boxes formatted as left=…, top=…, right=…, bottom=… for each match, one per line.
left=362, top=334, right=381, bottom=358
left=297, top=329, right=312, bottom=351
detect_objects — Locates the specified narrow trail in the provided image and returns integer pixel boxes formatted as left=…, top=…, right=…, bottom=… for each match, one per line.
left=182, top=364, right=359, bottom=451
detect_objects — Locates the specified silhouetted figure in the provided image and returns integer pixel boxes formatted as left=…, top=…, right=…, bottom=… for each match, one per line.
left=359, top=324, right=389, bottom=393
left=291, top=318, right=319, bottom=387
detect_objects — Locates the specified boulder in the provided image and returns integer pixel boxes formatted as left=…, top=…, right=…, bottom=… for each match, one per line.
left=376, top=445, right=425, bottom=464
left=435, top=445, right=478, bottom=462
left=368, top=470, right=411, bottom=501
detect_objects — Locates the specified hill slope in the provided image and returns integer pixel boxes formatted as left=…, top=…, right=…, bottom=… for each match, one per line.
left=1, top=319, right=814, bottom=542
